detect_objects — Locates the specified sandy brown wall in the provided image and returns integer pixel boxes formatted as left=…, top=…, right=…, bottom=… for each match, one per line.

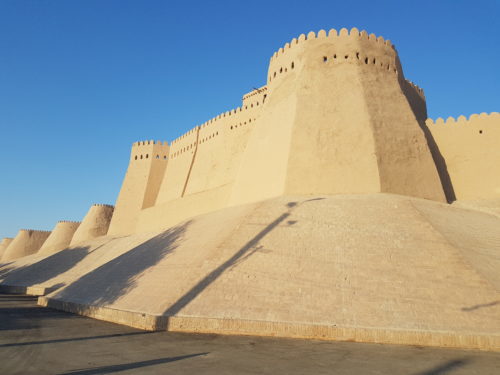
left=232, top=28, right=445, bottom=204
left=136, top=99, right=264, bottom=233
left=107, top=141, right=169, bottom=236
left=1, top=230, right=51, bottom=261
left=70, top=204, right=114, bottom=245
left=38, top=221, right=80, bottom=255
left=426, top=112, right=500, bottom=200
left=0, top=238, right=13, bottom=260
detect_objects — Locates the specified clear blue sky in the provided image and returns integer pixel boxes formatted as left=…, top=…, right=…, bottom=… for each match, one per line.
left=0, top=0, right=498, bottom=238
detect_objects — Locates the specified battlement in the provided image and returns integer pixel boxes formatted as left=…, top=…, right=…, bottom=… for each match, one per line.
left=133, top=140, right=168, bottom=147
left=19, top=229, right=51, bottom=233
left=405, top=80, right=425, bottom=99
left=267, top=28, right=399, bottom=87
left=426, top=112, right=500, bottom=126
left=242, top=86, right=267, bottom=100
left=91, top=203, right=114, bottom=208
left=57, top=220, right=81, bottom=224
left=426, top=111, right=500, bottom=201
left=270, top=28, right=393, bottom=62
left=168, top=100, right=263, bottom=161
left=131, top=140, right=169, bottom=162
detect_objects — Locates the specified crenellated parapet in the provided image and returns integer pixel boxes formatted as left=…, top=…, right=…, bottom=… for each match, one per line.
left=38, top=220, right=81, bottom=255
left=70, top=204, right=114, bottom=245
left=426, top=112, right=500, bottom=126
left=267, top=28, right=397, bottom=89
left=131, top=140, right=169, bottom=162
left=405, top=80, right=425, bottom=100
left=1, top=229, right=51, bottom=261
left=426, top=112, right=500, bottom=201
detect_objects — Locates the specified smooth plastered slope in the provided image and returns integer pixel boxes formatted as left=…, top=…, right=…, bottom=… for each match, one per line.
left=1, top=194, right=499, bottom=350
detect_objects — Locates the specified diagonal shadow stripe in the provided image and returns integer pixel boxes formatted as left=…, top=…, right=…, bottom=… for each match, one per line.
left=58, top=352, right=209, bottom=375
left=0, top=331, right=152, bottom=348
left=163, top=198, right=323, bottom=316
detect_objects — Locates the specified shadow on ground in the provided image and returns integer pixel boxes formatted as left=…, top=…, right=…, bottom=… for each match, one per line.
left=59, top=352, right=208, bottom=375
left=413, top=358, right=470, bottom=375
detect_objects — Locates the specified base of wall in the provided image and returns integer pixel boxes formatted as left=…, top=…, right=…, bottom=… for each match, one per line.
left=38, top=297, right=500, bottom=352
left=0, top=284, right=54, bottom=296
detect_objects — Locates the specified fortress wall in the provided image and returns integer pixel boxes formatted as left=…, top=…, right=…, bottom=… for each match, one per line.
left=70, top=204, right=114, bottom=245
left=107, top=141, right=169, bottom=236
left=231, top=28, right=445, bottom=204
left=242, top=86, right=267, bottom=108
left=402, top=79, right=427, bottom=122
left=37, top=221, right=80, bottom=255
left=137, top=103, right=263, bottom=234
left=156, top=129, right=199, bottom=202
left=284, top=29, right=387, bottom=197
left=0, top=238, right=13, bottom=260
left=185, top=104, right=261, bottom=195
left=1, top=230, right=51, bottom=261
left=426, top=112, right=500, bottom=200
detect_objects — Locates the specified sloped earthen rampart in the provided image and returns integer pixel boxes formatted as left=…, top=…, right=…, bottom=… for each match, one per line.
left=70, top=204, right=114, bottom=245
left=1, top=229, right=51, bottom=261
left=38, top=221, right=81, bottom=255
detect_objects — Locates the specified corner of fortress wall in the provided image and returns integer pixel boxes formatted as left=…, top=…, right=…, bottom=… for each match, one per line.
left=70, top=204, right=114, bottom=245
left=1, top=229, right=51, bottom=261
left=425, top=112, right=500, bottom=201
left=107, top=141, right=169, bottom=236
left=38, top=221, right=81, bottom=255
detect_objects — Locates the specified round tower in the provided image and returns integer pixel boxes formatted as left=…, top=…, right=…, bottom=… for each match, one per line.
left=1, top=229, right=51, bottom=261
left=70, top=204, right=114, bottom=246
left=0, top=237, right=14, bottom=260
left=230, top=28, right=446, bottom=205
left=38, top=221, right=81, bottom=255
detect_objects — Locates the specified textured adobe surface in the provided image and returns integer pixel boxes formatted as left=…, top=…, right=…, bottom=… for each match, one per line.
left=0, top=238, right=13, bottom=259
left=38, top=221, right=80, bottom=255
left=2, top=194, right=499, bottom=350
left=70, top=204, right=114, bottom=246
left=1, top=230, right=51, bottom=261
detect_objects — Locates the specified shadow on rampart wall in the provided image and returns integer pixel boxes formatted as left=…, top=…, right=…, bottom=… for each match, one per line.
left=54, top=221, right=191, bottom=305
left=399, top=74, right=456, bottom=203
left=0, top=246, right=91, bottom=291
left=163, top=198, right=324, bottom=316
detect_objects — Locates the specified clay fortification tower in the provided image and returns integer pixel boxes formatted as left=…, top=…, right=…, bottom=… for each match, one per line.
left=38, top=221, right=81, bottom=255
left=107, top=141, right=169, bottom=236
left=70, top=204, right=114, bottom=245
left=115, top=28, right=448, bottom=235
left=229, top=28, right=445, bottom=204
left=1, top=229, right=51, bottom=261
left=0, top=238, right=14, bottom=259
